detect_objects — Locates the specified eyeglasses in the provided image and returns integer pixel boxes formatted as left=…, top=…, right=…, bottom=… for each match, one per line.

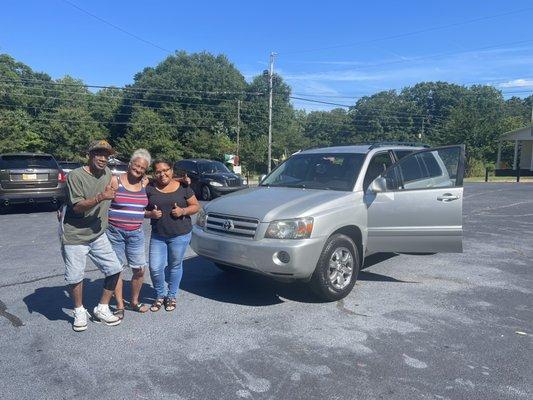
left=154, top=168, right=171, bottom=176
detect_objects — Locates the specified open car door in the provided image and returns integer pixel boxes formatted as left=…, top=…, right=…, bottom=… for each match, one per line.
left=365, top=145, right=465, bottom=253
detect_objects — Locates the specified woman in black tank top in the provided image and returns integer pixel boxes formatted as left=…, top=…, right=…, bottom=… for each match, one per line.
left=145, top=160, right=200, bottom=312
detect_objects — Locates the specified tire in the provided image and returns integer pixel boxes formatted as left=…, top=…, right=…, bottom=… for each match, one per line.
left=309, top=234, right=360, bottom=302
left=201, top=185, right=212, bottom=201
left=214, top=262, right=240, bottom=273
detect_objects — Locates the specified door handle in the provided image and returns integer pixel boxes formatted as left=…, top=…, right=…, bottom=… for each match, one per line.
left=437, top=193, right=460, bottom=202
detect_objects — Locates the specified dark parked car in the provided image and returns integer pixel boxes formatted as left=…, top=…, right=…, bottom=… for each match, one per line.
left=0, top=153, right=66, bottom=209
left=174, top=159, right=248, bottom=201
left=58, top=161, right=82, bottom=175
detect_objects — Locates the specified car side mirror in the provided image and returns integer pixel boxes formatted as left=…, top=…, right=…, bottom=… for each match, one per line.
left=260, top=174, right=267, bottom=183
left=370, top=176, right=387, bottom=193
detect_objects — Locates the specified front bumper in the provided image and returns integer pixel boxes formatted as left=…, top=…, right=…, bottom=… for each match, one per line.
left=191, top=226, right=325, bottom=279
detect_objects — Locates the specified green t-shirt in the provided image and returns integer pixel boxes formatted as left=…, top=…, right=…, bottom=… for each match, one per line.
left=62, top=166, right=113, bottom=245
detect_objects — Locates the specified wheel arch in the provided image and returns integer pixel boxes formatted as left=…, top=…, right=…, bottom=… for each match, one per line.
left=330, top=225, right=364, bottom=268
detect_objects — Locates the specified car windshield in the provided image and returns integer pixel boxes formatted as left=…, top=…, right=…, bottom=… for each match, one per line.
left=261, top=153, right=365, bottom=191
left=198, top=161, right=230, bottom=174
left=0, top=155, right=57, bottom=169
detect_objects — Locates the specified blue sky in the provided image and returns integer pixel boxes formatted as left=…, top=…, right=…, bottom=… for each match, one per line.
left=1, top=0, right=533, bottom=110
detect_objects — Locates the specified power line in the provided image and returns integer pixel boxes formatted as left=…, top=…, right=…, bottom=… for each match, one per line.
left=280, top=38, right=533, bottom=80
left=279, top=6, right=533, bottom=56
left=61, top=0, right=172, bottom=54
left=0, top=77, right=265, bottom=97
left=3, top=91, right=263, bottom=110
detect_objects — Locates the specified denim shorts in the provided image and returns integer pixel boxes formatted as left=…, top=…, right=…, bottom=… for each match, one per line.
left=106, top=224, right=147, bottom=269
left=62, top=233, right=123, bottom=285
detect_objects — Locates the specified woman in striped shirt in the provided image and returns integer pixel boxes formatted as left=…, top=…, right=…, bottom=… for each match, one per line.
left=106, top=149, right=151, bottom=317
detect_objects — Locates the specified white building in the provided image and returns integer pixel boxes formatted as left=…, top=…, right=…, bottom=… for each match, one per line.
left=496, top=124, right=533, bottom=176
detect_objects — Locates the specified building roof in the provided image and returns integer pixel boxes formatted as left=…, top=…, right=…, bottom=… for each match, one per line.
left=500, top=124, right=533, bottom=140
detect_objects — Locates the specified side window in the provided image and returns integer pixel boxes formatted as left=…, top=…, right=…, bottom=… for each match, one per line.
left=182, top=161, right=197, bottom=173
left=363, top=152, right=393, bottom=190
left=394, top=150, right=414, bottom=160
left=384, top=147, right=463, bottom=190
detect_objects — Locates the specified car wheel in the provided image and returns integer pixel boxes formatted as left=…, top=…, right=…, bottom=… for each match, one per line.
left=201, top=185, right=212, bottom=201
left=309, top=234, right=359, bottom=301
left=214, top=262, right=240, bottom=273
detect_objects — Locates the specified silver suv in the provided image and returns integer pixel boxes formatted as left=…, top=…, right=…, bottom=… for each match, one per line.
left=191, top=144, right=465, bottom=301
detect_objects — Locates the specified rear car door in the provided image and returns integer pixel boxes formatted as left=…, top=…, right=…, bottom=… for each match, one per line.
left=365, top=145, right=465, bottom=253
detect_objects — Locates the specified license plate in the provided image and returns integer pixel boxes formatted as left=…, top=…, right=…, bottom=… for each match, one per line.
left=22, top=173, right=37, bottom=180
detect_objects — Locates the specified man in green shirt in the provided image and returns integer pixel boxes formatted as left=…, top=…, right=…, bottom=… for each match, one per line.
left=61, top=140, right=123, bottom=331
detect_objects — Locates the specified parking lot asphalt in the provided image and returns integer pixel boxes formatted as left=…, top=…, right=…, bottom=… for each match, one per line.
left=0, top=183, right=532, bottom=400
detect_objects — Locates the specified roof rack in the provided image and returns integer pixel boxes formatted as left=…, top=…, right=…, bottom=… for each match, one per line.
left=366, top=141, right=430, bottom=150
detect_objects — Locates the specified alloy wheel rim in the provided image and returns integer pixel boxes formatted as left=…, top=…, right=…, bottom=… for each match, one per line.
left=327, top=247, right=354, bottom=290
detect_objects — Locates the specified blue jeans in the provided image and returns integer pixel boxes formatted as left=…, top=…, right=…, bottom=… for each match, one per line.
left=62, top=234, right=123, bottom=285
left=149, top=232, right=191, bottom=299
left=106, top=225, right=146, bottom=269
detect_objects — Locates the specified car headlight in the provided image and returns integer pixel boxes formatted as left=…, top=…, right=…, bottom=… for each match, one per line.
left=209, top=181, right=223, bottom=187
left=196, top=209, right=207, bottom=227
left=265, top=217, right=314, bottom=239
left=242, top=179, right=248, bottom=185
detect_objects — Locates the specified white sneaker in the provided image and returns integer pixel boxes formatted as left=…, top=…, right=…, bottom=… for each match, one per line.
left=93, top=305, right=121, bottom=326
left=73, top=307, right=89, bottom=332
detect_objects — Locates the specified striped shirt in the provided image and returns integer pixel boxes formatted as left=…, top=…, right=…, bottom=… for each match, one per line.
left=108, top=179, right=148, bottom=231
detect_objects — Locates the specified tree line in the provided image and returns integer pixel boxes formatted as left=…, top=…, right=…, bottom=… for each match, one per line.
left=0, top=52, right=531, bottom=176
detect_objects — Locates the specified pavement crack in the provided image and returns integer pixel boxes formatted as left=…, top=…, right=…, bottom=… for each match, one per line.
left=0, top=300, right=24, bottom=327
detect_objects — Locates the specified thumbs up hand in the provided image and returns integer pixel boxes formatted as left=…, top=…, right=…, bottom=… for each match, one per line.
left=151, top=204, right=162, bottom=219
left=171, top=202, right=184, bottom=218
left=100, top=182, right=116, bottom=201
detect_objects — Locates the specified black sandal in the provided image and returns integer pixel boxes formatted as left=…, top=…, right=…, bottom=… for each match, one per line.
left=150, top=299, right=164, bottom=312
left=113, top=308, right=125, bottom=320
left=164, top=298, right=176, bottom=312
left=129, top=302, right=149, bottom=313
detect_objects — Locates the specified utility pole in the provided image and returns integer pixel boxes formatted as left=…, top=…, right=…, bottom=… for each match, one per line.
left=267, top=52, right=276, bottom=173
left=418, top=117, right=424, bottom=140
left=236, top=100, right=241, bottom=159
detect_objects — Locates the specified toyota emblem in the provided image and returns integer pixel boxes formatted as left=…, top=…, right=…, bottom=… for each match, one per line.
left=222, top=219, right=234, bottom=231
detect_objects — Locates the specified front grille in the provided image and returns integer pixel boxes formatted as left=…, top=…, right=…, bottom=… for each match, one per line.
left=226, top=178, right=241, bottom=187
left=206, top=213, right=259, bottom=238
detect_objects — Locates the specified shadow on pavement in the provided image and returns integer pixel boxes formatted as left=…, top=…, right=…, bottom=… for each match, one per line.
left=180, top=253, right=416, bottom=306
left=0, top=203, right=59, bottom=215
left=23, top=278, right=154, bottom=322
left=181, top=256, right=321, bottom=306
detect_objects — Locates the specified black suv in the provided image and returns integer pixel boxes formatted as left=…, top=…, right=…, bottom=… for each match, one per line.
left=0, top=153, right=66, bottom=208
left=174, top=159, right=248, bottom=201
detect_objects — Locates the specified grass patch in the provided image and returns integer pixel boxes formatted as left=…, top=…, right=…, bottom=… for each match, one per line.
left=465, top=176, right=533, bottom=183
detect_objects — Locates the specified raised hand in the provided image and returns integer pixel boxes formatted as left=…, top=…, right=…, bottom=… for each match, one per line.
left=100, top=182, right=116, bottom=201
left=151, top=205, right=162, bottom=219
left=171, top=202, right=184, bottom=218
left=178, top=175, right=191, bottom=185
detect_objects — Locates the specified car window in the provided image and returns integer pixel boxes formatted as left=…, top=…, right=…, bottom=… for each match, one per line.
left=419, top=152, right=442, bottom=178
left=198, top=161, right=230, bottom=174
left=363, top=152, right=393, bottom=190
left=393, top=150, right=414, bottom=160
left=384, top=147, right=462, bottom=190
left=59, top=162, right=81, bottom=169
left=0, top=155, right=57, bottom=169
left=261, top=153, right=365, bottom=191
